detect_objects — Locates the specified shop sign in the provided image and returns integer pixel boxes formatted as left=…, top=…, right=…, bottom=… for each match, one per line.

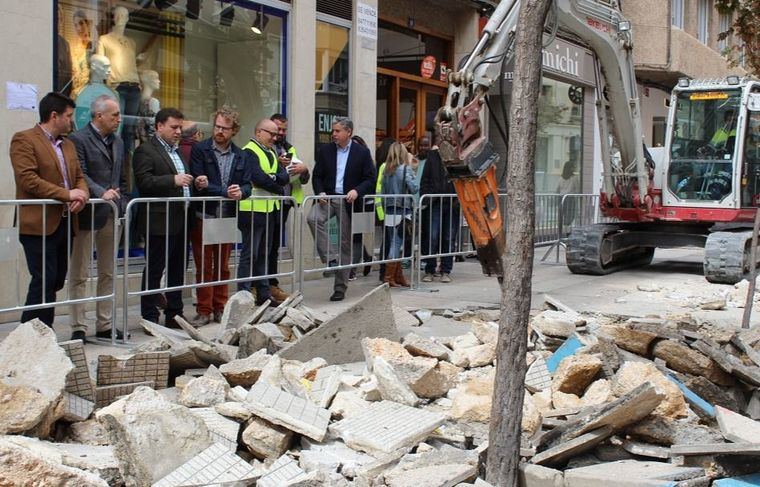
left=315, top=110, right=345, bottom=146
left=357, top=3, right=378, bottom=41
left=420, top=55, right=436, bottom=79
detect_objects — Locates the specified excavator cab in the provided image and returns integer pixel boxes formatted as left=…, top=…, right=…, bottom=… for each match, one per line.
left=666, top=86, right=742, bottom=204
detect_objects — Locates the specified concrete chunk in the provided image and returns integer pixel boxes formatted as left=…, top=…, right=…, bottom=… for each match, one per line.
left=96, top=352, right=170, bottom=389
left=532, top=426, right=614, bottom=466
left=238, top=323, right=285, bottom=357
left=0, top=437, right=107, bottom=486
left=245, top=381, right=330, bottom=441
left=178, top=376, right=228, bottom=408
left=621, top=440, right=671, bottom=459
left=242, top=417, right=294, bottom=460
left=715, top=405, right=760, bottom=444
left=257, top=454, right=307, bottom=487
left=403, top=333, right=451, bottom=360
left=153, top=442, right=260, bottom=487
left=329, top=400, right=446, bottom=455
left=219, top=349, right=271, bottom=387
left=188, top=407, right=240, bottom=452
left=520, top=463, right=564, bottom=487
left=373, top=356, right=420, bottom=406
left=278, top=284, right=400, bottom=364
left=671, top=443, right=760, bottom=456
left=563, top=460, right=704, bottom=487
left=306, top=365, right=342, bottom=408
left=221, top=290, right=257, bottom=330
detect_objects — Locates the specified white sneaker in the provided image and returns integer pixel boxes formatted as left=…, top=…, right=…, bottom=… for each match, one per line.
left=440, top=273, right=452, bottom=283
left=422, top=273, right=434, bottom=282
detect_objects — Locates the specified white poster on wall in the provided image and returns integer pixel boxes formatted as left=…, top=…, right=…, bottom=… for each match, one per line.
left=357, top=3, right=378, bottom=41
left=6, top=82, right=38, bottom=111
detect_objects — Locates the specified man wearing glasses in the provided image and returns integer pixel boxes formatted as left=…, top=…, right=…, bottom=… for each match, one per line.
left=238, top=119, right=288, bottom=305
left=189, top=107, right=253, bottom=325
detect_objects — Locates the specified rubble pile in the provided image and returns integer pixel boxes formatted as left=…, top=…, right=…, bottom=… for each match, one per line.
left=1, top=284, right=760, bottom=486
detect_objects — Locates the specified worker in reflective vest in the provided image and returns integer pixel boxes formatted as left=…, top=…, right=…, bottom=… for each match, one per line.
left=269, top=113, right=310, bottom=302
left=237, top=119, right=288, bottom=306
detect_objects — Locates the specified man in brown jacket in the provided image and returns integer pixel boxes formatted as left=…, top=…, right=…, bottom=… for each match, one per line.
left=10, top=92, right=89, bottom=327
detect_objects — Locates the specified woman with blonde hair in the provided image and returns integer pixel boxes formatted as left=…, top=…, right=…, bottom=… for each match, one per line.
left=380, top=142, right=418, bottom=286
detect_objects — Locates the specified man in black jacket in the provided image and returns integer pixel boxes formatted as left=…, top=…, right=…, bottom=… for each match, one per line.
left=308, top=117, right=376, bottom=301
left=133, top=107, right=193, bottom=327
left=419, top=145, right=460, bottom=283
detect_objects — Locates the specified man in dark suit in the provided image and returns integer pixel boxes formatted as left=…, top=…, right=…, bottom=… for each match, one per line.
left=68, top=94, right=127, bottom=341
left=189, top=107, right=252, bottom=325
left=133, top=107, right=193, bottom=328
left=10, top=92, right=89, bottom=327
left=308, top=117, right=376, bottom=301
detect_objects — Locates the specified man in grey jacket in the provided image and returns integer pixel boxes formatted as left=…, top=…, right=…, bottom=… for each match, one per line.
left=68, top=94, right=127, bottom=341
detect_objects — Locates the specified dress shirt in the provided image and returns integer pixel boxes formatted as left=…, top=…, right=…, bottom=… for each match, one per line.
left=156, top=135, right=190, bottom=197
left=39, top=124, right=70, bottom=190
left=213, top=141, right=234, bottom=188
left=335, top=140, right=352, bottom=194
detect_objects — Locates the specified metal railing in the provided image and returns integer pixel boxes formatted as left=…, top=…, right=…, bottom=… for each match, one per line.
left=0, top=192, right=606, bottom=340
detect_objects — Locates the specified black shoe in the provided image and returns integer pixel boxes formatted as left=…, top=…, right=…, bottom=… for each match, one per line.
left=164, top=315, right=185, bottom=329
left=95, top=329, right=126, bottom=340
left=348, top=269, right=357, bottom=281
left=363, top=264, right=372, bottom=277
left=329, top=290, right=345, bottom=302
left=213, top=310, right=223, bottom=323
left=70, top=330, right=86, bottom=342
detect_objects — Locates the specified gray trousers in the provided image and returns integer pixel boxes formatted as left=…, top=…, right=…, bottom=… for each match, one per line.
left=307, top=199, right=352, bottom=292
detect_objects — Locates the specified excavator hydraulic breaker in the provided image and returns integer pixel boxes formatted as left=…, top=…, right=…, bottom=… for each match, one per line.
left=450, top=165, right=505, bottom=277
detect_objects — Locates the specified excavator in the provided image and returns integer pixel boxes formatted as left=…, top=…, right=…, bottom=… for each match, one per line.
left=435, top=0, right=760, bottom=284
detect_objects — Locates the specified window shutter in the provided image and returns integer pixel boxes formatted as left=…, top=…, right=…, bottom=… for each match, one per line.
left=317, top=0, right=352, bottom=21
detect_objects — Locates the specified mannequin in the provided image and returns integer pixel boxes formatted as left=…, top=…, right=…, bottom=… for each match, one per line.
left=70, top=10, right=94, bottom=97
left=137, top=70, right=161, bottom=142
left=74, top=54, right=120, bottom=130
left=96, top=6, right=141, bottom=153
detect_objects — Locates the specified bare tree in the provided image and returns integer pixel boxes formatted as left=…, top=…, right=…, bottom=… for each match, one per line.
left=486, top=0, right=552, bottom=484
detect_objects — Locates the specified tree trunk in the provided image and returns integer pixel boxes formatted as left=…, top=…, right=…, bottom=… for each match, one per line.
left=486, top=0, right=552, bottom=485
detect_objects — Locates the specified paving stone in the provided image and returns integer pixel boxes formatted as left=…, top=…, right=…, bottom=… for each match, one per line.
left=278, top=284, right=401, bottom=364
left=715, top=405, right=760, bottom=444
left=525, top=356, right=552, bottom=392
left=153, top=442, right=260, bottom=487
left=257, top=454, right=307, bottom=487
left=671, top=443, right=760, bottom=456
left=621, top=440, right=671, bottom=459
left=95, top=381, right=155, bottom=408
left=306, top=365, right=342, bottom=408
left=62, top=392, right=94, bottom=422
left=245, top=381, right=330, bottom=441
left=59, top=339, right=95, bottom=402
left=330, top=400, right=446, bottom=455
left=563, top=460, right=704, bottom=487
left=532, top=426, right=614, bottom=466
left=189, top=408, right=240, bottom=452
left=96, top=352, right=170, bottom=389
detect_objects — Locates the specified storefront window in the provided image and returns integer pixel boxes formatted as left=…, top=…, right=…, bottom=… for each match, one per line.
left=535, top=78, right=584, bottom=194
left=315, top=20, right=350, bottom=154
left=55, top=0, right=287, bottom=151
left=378, top=21, right=449, bottom=81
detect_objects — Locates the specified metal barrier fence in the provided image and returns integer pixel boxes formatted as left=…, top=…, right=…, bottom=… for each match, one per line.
left=0, top=192, right=606, bottom=340
left=0, top=198, right=119, bottom=339
left=299, top=194, right=417, bottom=290
left=122, top=195, right=297, bottom=341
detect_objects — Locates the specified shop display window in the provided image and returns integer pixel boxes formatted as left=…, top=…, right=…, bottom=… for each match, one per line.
left=55, top=0, right=288, bottom=151
left=315, top=20, right=349, bottom=154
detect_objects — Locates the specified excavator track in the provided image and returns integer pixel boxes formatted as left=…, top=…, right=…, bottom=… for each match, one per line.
left=566, top=224, right=655, bottom=275
left=704, top=231, right=756, bottom=284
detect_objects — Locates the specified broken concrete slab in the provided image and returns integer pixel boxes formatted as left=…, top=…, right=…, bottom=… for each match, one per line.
left=242, top=416, right=294, bottom=460
left=245, top=381, right=330, bottom=441
left=450, top=369, right=495, bottom=424
left=178, top=376, right=228, bottom=408
left=59, top=339, right=95, bottom=402
left=532, top=310, right=584, bottom=338
left=152, top=442, right=260, bottom=487
left=284, top=307, right=316, bottom=333
left=0, top=319, right=73, bottom=437
left=299, top=439, right=375, bottom=478
left=95, top=381, right=155, bottom=408
left=563, top=460, right=704, bottom=487
left=173, top=315, right=214, bottom=345
left=188, top=407, right=240, bottom=452
left=214, top=401, right=253, bottom=422
left=306, top=365, right=342, bottom=408
left=278, top=284, right=401, bottom=364
left=715, top=405, right=760, bottom=444
left=329, top=400, right=446, bottom=455
left=654, top=339, right=734, bottom=387
left=0, top=436, right=108, bottom=486
left=525, top=356, right=552, bottom=392
left=219, top=349, right=271, bottom=387
left=628, top=415, right=724, bottom=447
left=551, top=354, right=602, bottom=396
left=329, top=390, right=371, bottom=419
left=414, top=360, right=461, bottom=399
left=597, top=325, right=657, bottom=356
left=221, top=290, right=257, bottom=330
left=692, top=340, right=760, bottom=387
left=169, top=340, right=236, bottom=372
left=259, top=293, right=303, bottom=324
left=62, top=391, right=95, bottom=422
left=612, top=361, right=687, bottom=419
left=670, top=443, right=760, bottom=456
left=139, top=319, right=189, bottom=343
left=64, top=419, right=109, bottom=446
left=532, top=425, right=614, bottom=466
left=50, top=442, right=121, bottom=486
left=383, top=449, right=478, bottom=486
left=373, top=356, right=420, bottom=406
left=0, top=382, right=50, bottom=435
left=257, top=454, right=307, bottom=487
left=520, top=463, right=564, bottom=487
left=402, top=333, right=451, bottom=361
left=393, top=305, right=421, bottom=329
left=621, top=440, right=671, bottom=459
left=96, top=386, right=213, bottom=486
left=237, top=322, right=286, bottom=358
left=96, top=352, right=170, bottom=389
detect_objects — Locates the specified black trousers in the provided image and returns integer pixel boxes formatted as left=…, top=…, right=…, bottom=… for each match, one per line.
left=237, top=211, right=275, bottom=300
left=141, top=228, right=188, bottom=323
left=20, top=217, right=71, bottom=326
left=268, top=205, right=289, bottom=287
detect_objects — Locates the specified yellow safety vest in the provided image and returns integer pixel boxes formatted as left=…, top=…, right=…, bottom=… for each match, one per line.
left=240, top=140, right=280, bottom=213
left=375, top=163, right=385, bottom=221
left=286, top=145, right=304, bottom=205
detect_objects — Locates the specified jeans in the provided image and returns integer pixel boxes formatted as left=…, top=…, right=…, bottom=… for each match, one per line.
left=116, top=82, right=141, bottom=156
left=422, top=202, right=460, bottom=274
left=237, top=211, right=275, bottom=299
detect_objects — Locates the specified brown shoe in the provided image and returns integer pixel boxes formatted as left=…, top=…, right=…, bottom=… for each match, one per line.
left=384, top=262, right=399, bottom=287
left=394, top=262, right=410, bottom=287
left=270, top=286, right=290, bottom=303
